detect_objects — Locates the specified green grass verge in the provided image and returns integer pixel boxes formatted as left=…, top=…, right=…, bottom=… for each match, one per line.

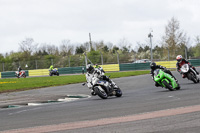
left=0, top=70, right=150, bottom=93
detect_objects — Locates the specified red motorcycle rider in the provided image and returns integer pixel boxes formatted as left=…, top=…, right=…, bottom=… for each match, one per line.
left=176, top=55, right=199, bottom=78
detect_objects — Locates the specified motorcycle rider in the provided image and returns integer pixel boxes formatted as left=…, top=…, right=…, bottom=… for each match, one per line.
left=95, top=64, right=100, bottom=69
left=49, top=65, right=54, bottom=71
left=17, top=66, right=22, bottom=77
left=95, top=64, right=105, bottom=75
left=150, top=62, right=178, bottom=87
left=176, top=55, right=199, bottom=78
left=85, top=64, right=117, bottom=95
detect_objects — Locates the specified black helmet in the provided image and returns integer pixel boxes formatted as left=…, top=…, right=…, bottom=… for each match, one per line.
left=150, top=62, right=156, bottom=69
left=86, top=64, right=94, bottom=74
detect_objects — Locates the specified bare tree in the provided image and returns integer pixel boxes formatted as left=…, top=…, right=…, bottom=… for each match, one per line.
left=43, top=44, right=59, bottom=55
left=60, top=40, right=74, bottom=56
left=193, top=36, right=200, bottom=57
left=18, top=38, right=38, bottom=55
left=118, top=38, right=131, bottom=51
left=83, top=42, right=90, bottom=52
left=107, top=42, right=113, bottom=50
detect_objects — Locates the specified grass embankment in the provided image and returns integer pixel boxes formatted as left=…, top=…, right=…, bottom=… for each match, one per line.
left=0, top=70, right=150, bottom=93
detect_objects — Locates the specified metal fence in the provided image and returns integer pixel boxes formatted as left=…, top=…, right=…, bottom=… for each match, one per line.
left=1, top=51, right=199, bottom=72
left=0, top=54, right=122, bottom=72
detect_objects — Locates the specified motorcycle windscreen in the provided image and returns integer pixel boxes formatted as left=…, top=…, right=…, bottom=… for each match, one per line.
left=181, top=64, right=189, bottom=73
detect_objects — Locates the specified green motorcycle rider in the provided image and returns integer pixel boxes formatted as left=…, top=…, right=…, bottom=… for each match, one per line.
left=49, top=65, right=54, bottom=71
left=150, top=62, right=178, bottom=87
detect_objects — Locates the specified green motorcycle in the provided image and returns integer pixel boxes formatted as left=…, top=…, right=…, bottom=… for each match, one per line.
left=153, top=69, right=180, bottom=91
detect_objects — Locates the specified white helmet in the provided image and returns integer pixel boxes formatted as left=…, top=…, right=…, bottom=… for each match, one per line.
left=176, top=55, right=183, bottom=63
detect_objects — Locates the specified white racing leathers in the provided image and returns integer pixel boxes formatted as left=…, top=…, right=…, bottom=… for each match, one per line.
left=86, top=68, right=117, bottom=90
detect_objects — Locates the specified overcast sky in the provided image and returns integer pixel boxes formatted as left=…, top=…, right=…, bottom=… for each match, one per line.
left=0, top=0, right=200, bottom=54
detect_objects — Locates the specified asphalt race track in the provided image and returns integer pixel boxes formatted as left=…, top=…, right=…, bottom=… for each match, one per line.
left=0, top=68, right=200, bottom=133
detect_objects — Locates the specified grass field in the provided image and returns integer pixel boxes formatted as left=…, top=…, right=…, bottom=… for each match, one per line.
left=0, top=70, right=150, bottom=93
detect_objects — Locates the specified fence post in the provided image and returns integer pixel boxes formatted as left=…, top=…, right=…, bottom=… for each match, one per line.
left=100, top=52, right=103, bottom=65
left=185, top=46, right=188, bottom=60
left=2, top=62, right=4, bottom=72
left=51, top=59, right=53, bottom=65
left=84, top=52, right=88, bottom=67
left=35, top=60, right=38, bottom=69
left=68, top=56, right=70, bottom=67
left=117, top=52, right=120, bottom=64
left=168, top=48, right=170, bottom=61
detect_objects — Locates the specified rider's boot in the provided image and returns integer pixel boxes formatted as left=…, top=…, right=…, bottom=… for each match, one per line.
left=194, top=70, right=199, bottom=75
left=155, top=82, right=161, bottom=87
left=167, top=71, right=178, bottom=82
left=88, top=87, right=96, bottom=96
left=192, top=67, right=199, bottom=75
left=110, top=81, right=118, bottom=89
left=170, top=74, right=178, bottom=82
left=173, top=76, right=178, bottom=82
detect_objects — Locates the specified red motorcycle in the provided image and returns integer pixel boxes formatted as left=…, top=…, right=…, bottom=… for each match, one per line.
left=15, top=71, right=26, bottom=78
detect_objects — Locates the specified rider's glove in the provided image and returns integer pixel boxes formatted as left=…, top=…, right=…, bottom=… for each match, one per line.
left=161, top=66, right=167, bottom=70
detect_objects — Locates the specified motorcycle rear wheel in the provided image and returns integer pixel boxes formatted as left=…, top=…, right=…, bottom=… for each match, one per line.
left=188, top=73, right=198, bottom=83
left=115, top=88, right=122, bottom=97
left=176, top=83, right=180, bottom=90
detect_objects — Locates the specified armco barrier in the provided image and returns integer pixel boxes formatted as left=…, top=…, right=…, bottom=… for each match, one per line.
left=100, top=64, right=119, bottom=72
left=1, top=71, right=15, bottom=78
left=58, top=67, right=85, bottom=74
left=189, top=59, right=200, bottom=67
left=0, top=70, right=29, bottom=78
left=58, top=64, right=120, bottom=75
left=155, top=59, right=200, bottom=69
left=155, top=61, right=177, bottom=69
left=119, top=63, right=150, bottom=71
left=29, top=69, right=49, bottom=76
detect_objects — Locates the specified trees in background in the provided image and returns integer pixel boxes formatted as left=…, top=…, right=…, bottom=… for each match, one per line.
left=0, top=17, right=200, bottom=71
left=161, top=17, right=190, bottom=60
left=192, top=36, right=200, bottom=57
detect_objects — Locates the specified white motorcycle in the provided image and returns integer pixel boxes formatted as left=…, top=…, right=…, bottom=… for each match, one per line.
left=180, top=64, right=199, bottom=83
left=15, top=70, right=26, bottom=78
left=83, top=76, right=122, bottom=99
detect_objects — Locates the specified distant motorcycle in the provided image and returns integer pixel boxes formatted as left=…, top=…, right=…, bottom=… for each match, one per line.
left=83, top=76, right=122, bottom=99
left=49, top=68, right=59, bottom=76
left=15, top=71, right=26, bottom=78
left=153, top=69, right=180, bottom=91
left=180, top=64, right=199, bottom=83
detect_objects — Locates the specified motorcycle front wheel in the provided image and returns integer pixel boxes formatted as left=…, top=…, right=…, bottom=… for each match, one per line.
left=162, top=80, right=175, bottom=91
left=94, top=86, right=108, bottom=99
